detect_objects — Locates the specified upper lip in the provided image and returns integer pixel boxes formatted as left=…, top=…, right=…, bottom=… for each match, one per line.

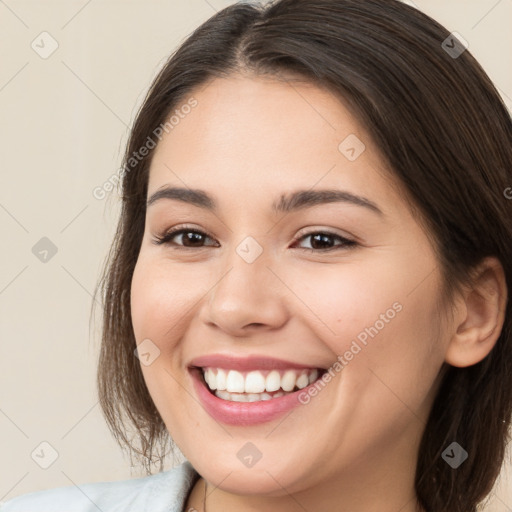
left=188, top=354, right=326, bottom=372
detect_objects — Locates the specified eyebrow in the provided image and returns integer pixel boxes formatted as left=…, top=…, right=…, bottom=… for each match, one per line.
left=146, top=186, right=383, bottom=216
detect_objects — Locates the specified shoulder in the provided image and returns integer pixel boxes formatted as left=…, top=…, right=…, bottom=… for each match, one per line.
left=0, top=461, right=199, bottom=512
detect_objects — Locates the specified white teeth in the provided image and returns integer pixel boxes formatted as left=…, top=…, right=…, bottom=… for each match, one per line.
left=214, top=390, right=290, bottom=402
left=216, top=369, right=227, bottom=390
left=205, top=368, right=216, bottom=389
left=296, top=373, right=309, bottom=389
left=202, top=367, right=322, bottom=397
left=226, top=370, right=245, bottom=393
left=215, top=390, right=230, bottom=400
left=265, top=370, right=281, bottom=392
left=281, top=370, right=297, bottom=392
left=245, top=371, right=266, bottom=393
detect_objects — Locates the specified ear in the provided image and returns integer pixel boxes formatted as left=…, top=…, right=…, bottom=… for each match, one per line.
left=445, top=256, right=508, bottom=368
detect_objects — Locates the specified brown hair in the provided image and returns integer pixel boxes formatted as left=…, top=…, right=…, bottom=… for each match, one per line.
left=93, top=1, right=512, bottom=510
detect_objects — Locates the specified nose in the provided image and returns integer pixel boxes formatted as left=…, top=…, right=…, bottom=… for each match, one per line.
left=199, top=243, right=289, bottom=337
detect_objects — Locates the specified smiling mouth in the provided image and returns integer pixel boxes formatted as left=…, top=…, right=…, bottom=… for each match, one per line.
left=197, top=367, right=327, bottom=402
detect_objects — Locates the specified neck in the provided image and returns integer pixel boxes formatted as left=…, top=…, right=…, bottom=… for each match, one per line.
left=201, top=471, right=423, bottom=512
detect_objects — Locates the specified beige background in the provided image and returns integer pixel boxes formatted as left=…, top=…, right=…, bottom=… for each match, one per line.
left=1, top=0, right=511, bottom=510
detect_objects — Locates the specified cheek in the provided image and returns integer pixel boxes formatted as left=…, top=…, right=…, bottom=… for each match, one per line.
left=130, top=258, right=200, bottom=344
left=283, top=258, right=409, bottom=353
left=130, top=258, right=202, bottom=436
left=335, top=272, right=446, bottom=430
left=289, top=254, right=446, bottom=397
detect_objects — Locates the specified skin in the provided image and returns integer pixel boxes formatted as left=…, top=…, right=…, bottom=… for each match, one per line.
left=130, top=73, right=506, bottom=512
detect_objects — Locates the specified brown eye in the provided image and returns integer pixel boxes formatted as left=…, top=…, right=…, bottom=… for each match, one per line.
left=293, top=231, right=357, bottom=252
left=152, top=227, right=356, bottom=252
left=152, top=227, right=218, bottom=248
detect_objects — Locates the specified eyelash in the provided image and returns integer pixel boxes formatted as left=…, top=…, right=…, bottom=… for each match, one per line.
left=152, top=225, right=358, bottom=252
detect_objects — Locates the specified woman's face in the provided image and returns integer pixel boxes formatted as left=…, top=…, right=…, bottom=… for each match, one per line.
left=130, top=75, right=453, bottom=501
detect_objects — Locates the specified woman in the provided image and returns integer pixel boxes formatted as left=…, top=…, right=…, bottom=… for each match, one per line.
left=2, top=0, right=511, bottom=511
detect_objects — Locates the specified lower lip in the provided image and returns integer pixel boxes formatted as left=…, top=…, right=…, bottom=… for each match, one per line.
left=190, top=368, right=319, bottom=426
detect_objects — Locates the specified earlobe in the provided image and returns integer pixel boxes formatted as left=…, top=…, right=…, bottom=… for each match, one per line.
left=444, top=257, right=508, bottom=368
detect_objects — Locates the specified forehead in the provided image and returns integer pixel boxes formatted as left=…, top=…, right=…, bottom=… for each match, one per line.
left=147, top=74, right=400, bottom=212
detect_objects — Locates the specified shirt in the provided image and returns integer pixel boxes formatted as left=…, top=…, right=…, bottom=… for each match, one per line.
left=0, top=460, right=200, bottom=512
